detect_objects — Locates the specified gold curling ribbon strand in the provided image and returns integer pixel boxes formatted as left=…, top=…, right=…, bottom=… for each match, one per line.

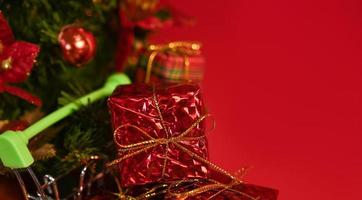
left=112, top=124, right=156, bottom=148
left=145, top=51, right=159, bottom=83
left=168, top=179, right=260, bottom=200
left=145, top=41, right=201, bottom=83
left=148, top=41, right=201, bottom=52
left=183, top=55, right=190, bottom=80
left=152, top=85, right=171, bottom=138
left=161, top=145, right=169, bottom=179
left=167, top=179, right=225, bottom=199
left=112, top=182, right=169, bottom=200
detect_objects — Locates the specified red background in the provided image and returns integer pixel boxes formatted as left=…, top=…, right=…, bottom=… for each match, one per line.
left=153, top=1, right=362, bottom=199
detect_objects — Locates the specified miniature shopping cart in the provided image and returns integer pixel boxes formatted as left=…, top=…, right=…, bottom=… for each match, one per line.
left=0, top=73, right=131, bottom=200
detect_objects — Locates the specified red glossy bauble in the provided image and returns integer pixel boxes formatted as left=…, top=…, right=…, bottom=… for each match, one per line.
left=58, top=25, right=96, bottom=66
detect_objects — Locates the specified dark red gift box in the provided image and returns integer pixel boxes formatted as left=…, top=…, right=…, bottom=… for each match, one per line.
left=107, top=83, right=209, bottom=187
left=165, top=178, right=278, bottom=200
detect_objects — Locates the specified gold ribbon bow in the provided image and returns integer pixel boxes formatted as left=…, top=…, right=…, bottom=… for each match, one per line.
left=145, top=41, right=201, bottom=83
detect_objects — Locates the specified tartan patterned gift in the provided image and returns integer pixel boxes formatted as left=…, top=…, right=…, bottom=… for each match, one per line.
left=136, top=41, right=205, bottom=84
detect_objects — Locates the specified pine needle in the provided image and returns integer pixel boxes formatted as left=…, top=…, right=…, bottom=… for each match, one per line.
left=31, top=143, right=57, bottom=160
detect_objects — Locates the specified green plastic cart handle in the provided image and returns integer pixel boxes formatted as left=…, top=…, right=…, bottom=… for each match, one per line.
left=0, top=73, right=131, bottom=169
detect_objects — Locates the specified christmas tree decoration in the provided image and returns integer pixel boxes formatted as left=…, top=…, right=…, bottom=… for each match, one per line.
left=0, top=42, right=40, bottom=83
left=58, top=25, right=96, bottom=66
left=121, top=0, right=159, bottom=23
left=120, top=0, right=191, bottom=31
left=0, top=1, right=278, bottom=199
left=136, top=41, right=205, bottom=84
left=115, top=0, right=173, bottom=71
left=108, top=83, right=209, bottom=186
left=0, top=12, right=41, bottom=106
left=115, top=0, right=194, bottom=71
left=136, top=16, right=173, bottom=30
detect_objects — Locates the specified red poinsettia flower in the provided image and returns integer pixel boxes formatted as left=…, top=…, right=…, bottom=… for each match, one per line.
left=0, top=11, right=41, bottom=106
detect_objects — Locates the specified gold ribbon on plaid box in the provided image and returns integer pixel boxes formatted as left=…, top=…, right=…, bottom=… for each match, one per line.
left=144, top=41, right=202, bottom=83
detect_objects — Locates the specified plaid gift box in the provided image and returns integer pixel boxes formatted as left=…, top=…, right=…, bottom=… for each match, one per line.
left=136, top=41, right=205, bottom=84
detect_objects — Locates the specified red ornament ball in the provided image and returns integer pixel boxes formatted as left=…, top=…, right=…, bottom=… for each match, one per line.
left=58, top=25, right=96, bottom=66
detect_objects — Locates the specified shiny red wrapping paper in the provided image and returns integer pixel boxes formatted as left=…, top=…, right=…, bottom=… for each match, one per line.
left=165, top=179, right=278, bottom=200
left=108, top=83, right=209, bottom=187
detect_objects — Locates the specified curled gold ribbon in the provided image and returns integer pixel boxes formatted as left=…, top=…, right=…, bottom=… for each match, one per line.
left=167, top=179, right=260, bottom=200
left=111, top=178, right=259, bottom=200
left=145, top=41, right=201, bottom=83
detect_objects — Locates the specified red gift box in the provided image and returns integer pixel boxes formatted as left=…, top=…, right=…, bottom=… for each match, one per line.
left=107, top=83, right=209, bottom=186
